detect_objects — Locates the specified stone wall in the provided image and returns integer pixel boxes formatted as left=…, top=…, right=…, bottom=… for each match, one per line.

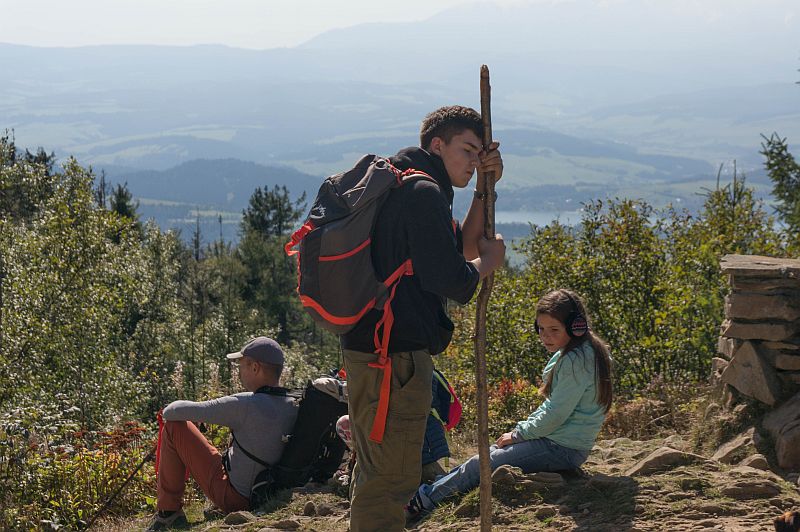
left=712, top=254, right=800, bottom=470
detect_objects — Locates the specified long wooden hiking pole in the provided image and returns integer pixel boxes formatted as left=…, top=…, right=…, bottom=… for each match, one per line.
left=474, top=64, right=496, bottom=532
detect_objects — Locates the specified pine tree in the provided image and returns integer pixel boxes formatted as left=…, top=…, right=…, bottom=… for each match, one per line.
left=760, top=133, right=800, bottom=251
left=238, top=185, right=306, bottom=341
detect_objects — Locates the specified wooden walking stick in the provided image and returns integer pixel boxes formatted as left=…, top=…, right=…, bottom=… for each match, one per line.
left=474, top=64, right=496, bottom=532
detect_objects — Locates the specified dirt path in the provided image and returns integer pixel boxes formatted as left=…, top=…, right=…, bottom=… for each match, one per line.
left=114, top=434, right=799, bottom=531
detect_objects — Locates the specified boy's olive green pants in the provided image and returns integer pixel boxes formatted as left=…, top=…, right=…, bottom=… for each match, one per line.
left=343, top=348, right=433, bottom=532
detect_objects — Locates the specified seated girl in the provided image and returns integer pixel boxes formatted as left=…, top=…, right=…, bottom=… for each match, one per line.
left=406, top=288, right=613, bottom=517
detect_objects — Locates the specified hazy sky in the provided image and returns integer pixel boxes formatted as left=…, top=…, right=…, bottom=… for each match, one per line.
left=2, top=0, right=480, bottom=49
left=3, top=0, right=795, bottom=50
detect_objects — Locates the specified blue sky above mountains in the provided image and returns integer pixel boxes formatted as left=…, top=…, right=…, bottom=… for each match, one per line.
left=2, top=0, right=797, bottom=52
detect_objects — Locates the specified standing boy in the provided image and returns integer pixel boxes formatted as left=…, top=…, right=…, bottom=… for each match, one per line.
left=340, top=106, right=505, bottom=531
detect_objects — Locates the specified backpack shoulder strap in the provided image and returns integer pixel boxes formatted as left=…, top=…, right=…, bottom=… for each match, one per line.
left=230, top=432, right=271, bottom=469
left=391, top=165, right=436, bottom=188
left=254, top=385, right=291, bottom=396
left=228, top=386, right=301, bottom=469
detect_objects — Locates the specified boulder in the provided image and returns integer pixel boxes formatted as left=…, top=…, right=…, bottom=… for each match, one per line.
left=725, top=293, right=800, bottom=321
left=273, top=520, right=301, bottom=530
left=763, top=392, right=800, bottom=470
left=711, top=357, right=729, bottom=374
left=711, top=427, right=755, bottom=463
left=775, top=355, right=800, bottom=371
left=665, top=492, right=694, bottom=501
left=717, top=336, right=741, bottom=359
left=625, top=447, right=706, bottom=476
left=764, top=340, right=800, bottom=351
left=721, top=319, right=800, bottom=342
left=729, top=464, right=782, bottom=481
left=759, top=346, right=800, bottom=371
left=691, top=503, right=747, bottom=516
left=732, top=277, right=800, bottom=291
left=225, top=511, right=257, bottom=525
left=720, top=254, right=800, bottom=279
left=719, top=479, right=781, bottom=499
left=773, top=421, right=800, bottom=470
left=491, top=464, right=523, bottom=484
left=738, top=454, right=769, bottom=470
left=535, top=506, right=557, bottom=519
left=763, top=392, right=800, bottom=435
left=721, top=341, right=782, bottom=405
left=711, top=357, right=728, bottom=388
left=777, top=370, right=800, bottom=385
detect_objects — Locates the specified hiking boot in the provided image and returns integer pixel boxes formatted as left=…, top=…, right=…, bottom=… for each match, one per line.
left=203, top=506, right=226, bottom=521
left=145, top=509, right=188, bottom=531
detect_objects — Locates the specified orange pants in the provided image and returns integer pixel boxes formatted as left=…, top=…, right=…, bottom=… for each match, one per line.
left=156, top=420, right=250, bottom=513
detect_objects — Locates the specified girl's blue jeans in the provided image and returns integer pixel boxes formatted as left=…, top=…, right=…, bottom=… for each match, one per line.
left=418, top=437, right=589, bottom=509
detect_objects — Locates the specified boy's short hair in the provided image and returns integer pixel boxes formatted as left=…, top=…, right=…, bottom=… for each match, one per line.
left=419, top=106, right=484, bottom=150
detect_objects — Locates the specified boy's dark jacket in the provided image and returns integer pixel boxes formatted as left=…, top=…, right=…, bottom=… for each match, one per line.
left=340, top=147, right=480, bottom=355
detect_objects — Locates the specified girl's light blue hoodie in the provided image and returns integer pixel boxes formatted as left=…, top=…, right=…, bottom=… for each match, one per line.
left=513, top=342, right=608, bottom=451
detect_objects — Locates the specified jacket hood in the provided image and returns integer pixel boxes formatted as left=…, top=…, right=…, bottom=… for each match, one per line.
left=390, top=147, right=454, bottom=205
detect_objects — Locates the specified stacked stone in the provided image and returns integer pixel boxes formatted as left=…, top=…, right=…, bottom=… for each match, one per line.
left=712, top=254, right=800, bottom=470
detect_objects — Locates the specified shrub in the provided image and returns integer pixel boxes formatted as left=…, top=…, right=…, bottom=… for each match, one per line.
left=444, top=178, right=782, bottom=438
left=0, top=398, right=155, bottom=530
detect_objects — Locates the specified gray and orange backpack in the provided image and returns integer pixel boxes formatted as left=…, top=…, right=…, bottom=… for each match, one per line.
left=285, top=154, right=434, bottom=443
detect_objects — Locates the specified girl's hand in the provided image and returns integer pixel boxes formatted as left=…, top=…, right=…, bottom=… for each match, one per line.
left=495, top=431, right=515, bottom=448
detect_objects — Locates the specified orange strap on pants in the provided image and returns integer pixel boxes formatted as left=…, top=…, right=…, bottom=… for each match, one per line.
left=367, top=259, right=413, bottom=443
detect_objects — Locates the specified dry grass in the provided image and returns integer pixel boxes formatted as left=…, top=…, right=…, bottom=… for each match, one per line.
left=602, top=380, right=709, bottom=441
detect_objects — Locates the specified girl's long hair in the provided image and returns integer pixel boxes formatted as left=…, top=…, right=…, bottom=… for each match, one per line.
left=537, top=289, right=613, bottom=412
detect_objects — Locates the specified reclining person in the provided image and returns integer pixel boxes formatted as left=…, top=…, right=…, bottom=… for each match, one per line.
left=146, top=337, right=299, bottom=531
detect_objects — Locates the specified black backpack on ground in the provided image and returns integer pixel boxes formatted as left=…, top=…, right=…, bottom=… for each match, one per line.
left=245, top=378, right=348, bottom=508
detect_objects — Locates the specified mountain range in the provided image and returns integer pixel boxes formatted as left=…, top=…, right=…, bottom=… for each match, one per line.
left=2, top=0, right=797, bottom=238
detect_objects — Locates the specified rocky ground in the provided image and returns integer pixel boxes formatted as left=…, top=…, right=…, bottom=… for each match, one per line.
left=112, top=426, right=800, bottom=532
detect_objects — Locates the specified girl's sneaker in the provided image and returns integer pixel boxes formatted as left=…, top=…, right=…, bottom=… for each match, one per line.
left=404, top=489, right=429, bottom=523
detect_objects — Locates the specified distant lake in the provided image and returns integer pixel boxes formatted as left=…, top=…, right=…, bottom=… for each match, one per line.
left=495, top=210, right=582, bottom=226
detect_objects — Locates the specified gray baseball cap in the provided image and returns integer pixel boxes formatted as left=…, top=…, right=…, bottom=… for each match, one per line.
left=226, top=336, right=285, bottom=365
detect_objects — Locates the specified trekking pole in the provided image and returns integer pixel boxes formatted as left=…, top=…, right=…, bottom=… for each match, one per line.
left=474, top=64, right=495, bottom=532
left=84, top=445, right=155, bottom=530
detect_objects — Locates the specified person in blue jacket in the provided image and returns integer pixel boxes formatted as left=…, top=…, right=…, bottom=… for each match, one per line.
left=336, top=369, right=459, bottom=484
left=421, top=369, right=460, bottom=482
left=406, top=289, right=613, bottom=517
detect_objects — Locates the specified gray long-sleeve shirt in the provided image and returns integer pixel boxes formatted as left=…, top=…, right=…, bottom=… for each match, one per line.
left=163, top=391, right=299, bottom=498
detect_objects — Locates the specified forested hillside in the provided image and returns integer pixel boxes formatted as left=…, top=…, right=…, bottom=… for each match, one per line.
left=0, top=132, right=798, bottom=529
